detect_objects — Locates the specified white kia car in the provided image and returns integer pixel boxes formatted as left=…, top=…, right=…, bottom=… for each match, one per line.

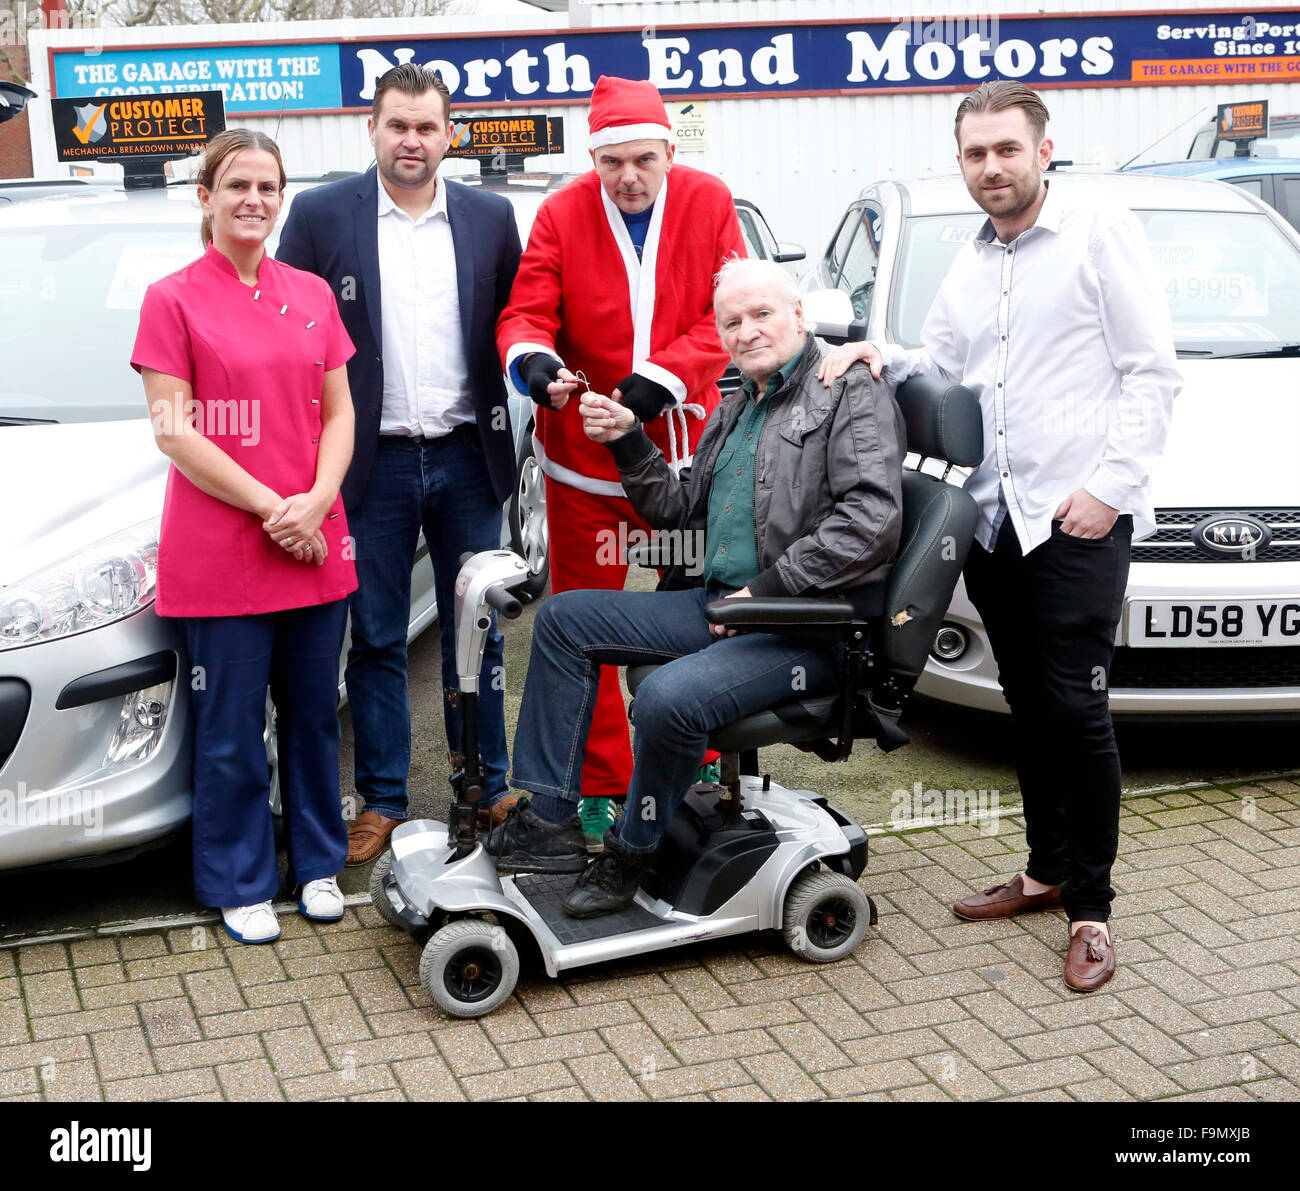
left=808, top=171, right=1300, bottom=718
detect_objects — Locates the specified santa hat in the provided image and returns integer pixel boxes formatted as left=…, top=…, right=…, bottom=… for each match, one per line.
left=587, top=76, right=672, bottom=150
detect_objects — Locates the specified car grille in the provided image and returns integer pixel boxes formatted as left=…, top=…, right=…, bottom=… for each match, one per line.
left=1110, top=646, right=1300, bottom=689
left=0, top=679, right=31, bottom=773
left=1133, top=508, right=1300, bottom=563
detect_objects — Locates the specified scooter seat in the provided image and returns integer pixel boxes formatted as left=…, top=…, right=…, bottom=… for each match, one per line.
left=626, top=664, right=840, bottom=753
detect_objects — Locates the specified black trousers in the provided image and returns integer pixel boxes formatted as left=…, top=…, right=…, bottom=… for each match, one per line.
left=963, top=515, right=1132, bottom=923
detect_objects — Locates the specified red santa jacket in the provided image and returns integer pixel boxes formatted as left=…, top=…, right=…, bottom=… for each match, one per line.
left=496, top=165, right=746, bottom=496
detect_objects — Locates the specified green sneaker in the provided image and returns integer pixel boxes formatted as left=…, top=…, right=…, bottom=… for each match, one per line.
left=577, top=796, right=621, bottom=853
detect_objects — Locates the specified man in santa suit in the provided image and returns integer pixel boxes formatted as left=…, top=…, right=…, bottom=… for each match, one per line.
left=497, top=75, right=745, bottom=848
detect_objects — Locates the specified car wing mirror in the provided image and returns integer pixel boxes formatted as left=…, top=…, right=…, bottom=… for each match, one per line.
left=0, top=82, right=37, bottom=125
left=802, top=289, right=866, bottom=344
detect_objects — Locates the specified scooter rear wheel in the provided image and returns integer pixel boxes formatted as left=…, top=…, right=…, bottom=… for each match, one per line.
left=368, top=851, right=407, bottom=930
left=420, top=919, right=520, bottom=1018
left=782, top=870, right=872, bottom=963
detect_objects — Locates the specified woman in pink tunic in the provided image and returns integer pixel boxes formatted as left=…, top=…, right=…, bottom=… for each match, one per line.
left=132, top=129, right=357, bottom=944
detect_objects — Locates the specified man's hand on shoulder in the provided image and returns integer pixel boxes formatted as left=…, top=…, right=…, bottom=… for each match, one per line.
left=520, top=353, right=578, bottom=411
left=817, top=341, right=884, bottom=386
left=613, top=373, right=673, bottom=422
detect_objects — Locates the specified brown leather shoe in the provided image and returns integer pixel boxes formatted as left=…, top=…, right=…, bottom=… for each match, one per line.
left=1064, top=926, right=1115, bottom=992
left=475, top=794, right=519, bottom=831
left=953, top=874, right=1064, bottom=921
left=346, top=810, right=401, bottom=866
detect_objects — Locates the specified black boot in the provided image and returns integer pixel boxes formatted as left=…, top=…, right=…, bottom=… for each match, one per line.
left=484, top=798, right=587, bottom=874
left=562, top=829, right=653, bottom=918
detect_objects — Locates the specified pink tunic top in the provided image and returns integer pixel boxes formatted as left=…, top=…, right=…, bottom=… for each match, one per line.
left=132, top=244, right=358, bottom=617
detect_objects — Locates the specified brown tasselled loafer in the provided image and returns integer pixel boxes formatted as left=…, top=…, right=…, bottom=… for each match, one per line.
left=1064, top=926, right=1116, bottom=992
left=953, top=874, right=1064, bottom=921
left=475, top=794, right=519, bottom=831
left=345, top=810, right=401, bottom=866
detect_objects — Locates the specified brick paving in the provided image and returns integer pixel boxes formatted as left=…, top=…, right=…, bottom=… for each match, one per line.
left=2, top=777, right=1298, bottom=1102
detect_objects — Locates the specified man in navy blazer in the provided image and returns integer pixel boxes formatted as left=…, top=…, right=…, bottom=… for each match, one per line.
left=278, top=64, right=522, bottom=864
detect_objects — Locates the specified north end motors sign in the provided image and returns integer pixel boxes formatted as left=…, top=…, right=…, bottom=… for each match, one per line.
left=50, top=10, right=1300, bottom=116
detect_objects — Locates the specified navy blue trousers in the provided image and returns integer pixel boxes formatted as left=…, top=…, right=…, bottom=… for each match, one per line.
left=344, top=431, right=509, bottom=818
left=184, top=600, right=349, bottom=907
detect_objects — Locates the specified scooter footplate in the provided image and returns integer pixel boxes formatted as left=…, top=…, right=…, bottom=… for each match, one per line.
left=513, top=873, right=664, bottom=945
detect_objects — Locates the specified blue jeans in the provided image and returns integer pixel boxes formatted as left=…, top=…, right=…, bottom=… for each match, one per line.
left=511, top=586, right=843, bottom=852
left=184, top=600, right=349, bottom=907
left=345, top=430, right=508, bottom=820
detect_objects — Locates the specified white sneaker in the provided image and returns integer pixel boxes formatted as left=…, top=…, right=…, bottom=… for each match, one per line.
left=299, top=876, right=345, bottom=922
left=221, top=902, right=280, bottom=944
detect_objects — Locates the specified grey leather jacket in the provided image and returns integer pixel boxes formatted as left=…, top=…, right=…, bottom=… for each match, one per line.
left=606, top=333, right=906, bottom=599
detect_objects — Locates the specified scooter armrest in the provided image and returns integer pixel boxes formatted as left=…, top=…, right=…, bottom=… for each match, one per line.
left=705, top=596, right=859, bottom=632
left=626, top=541, right=672, bottom=569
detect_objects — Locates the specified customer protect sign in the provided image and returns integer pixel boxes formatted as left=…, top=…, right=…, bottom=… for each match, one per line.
left=1216, top=99, right=1270, bottom=141
left=52, top=91, right=225, bottom=161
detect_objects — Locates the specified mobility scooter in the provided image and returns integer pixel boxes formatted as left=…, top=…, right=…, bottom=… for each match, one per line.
left=370, top=374, right=983, bottom=1017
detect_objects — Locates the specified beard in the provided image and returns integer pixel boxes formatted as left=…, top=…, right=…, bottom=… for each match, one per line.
left=972, top=171, right=1043, bottom=221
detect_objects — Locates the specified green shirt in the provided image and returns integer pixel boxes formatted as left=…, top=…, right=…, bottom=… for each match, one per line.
left=703, top=346, right=805, bottom=590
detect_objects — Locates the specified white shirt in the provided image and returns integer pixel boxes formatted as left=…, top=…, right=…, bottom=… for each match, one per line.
left=881, top=181, right=1182, bottom=551
left=377, top=174, right=473, bottom=437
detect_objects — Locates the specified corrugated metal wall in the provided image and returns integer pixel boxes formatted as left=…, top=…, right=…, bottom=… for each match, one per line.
left=30, top=2, right=1300, bottom=266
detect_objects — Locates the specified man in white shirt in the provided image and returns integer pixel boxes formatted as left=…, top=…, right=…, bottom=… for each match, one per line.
left=822, top=81, right=1180, bottom=992
left=279, top=66, right=523, bottom=864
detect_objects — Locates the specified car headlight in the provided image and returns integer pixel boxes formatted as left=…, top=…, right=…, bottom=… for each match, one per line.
left=0, top=519, right=159, bottom=651
left=104, top=680, right=173, bottom=769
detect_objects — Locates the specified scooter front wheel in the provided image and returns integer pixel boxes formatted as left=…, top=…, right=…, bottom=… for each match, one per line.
left=420, top=919, right=520, bottom=1018
left=368, top=851, right=407, bottom=930
left=782, top=870, right=872, bottom=963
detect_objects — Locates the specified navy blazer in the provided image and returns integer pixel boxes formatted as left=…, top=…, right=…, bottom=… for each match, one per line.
left=277, top=167, right=522, bottom=511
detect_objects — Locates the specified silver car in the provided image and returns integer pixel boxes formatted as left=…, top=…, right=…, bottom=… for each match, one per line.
left=0, top=170, right=799, bottom=869
left=808, top=171, right=1300, bottom=718
left=0, top=177, right=527, bottom=869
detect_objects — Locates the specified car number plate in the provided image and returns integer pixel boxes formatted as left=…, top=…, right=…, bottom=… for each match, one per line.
left=1128, top=600, right=1300, bottom=648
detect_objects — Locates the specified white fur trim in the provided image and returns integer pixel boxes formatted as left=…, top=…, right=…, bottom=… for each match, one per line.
left=636, top=361, right=686, bottom=406
left=635, top=186, right=667, bottom=368
left=533, top=431, right=628, bottom=498
left=504, top=341, right=565, bottom=396
left=599, top=186, right=642, bottom=349
left=588, top=123, right=672, bottom=150
left=597, top=176, right=668, bottom=374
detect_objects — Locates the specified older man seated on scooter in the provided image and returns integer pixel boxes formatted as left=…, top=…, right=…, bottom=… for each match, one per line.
left=486, top=257, right=906, bottom=917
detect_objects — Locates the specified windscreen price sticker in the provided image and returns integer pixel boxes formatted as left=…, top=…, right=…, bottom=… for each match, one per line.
left=1164, top=272, right=1249, bottom=302
left=1130, top=600, right=1300, bottom=647
left=1163, top=270, right=1262, bottom=316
